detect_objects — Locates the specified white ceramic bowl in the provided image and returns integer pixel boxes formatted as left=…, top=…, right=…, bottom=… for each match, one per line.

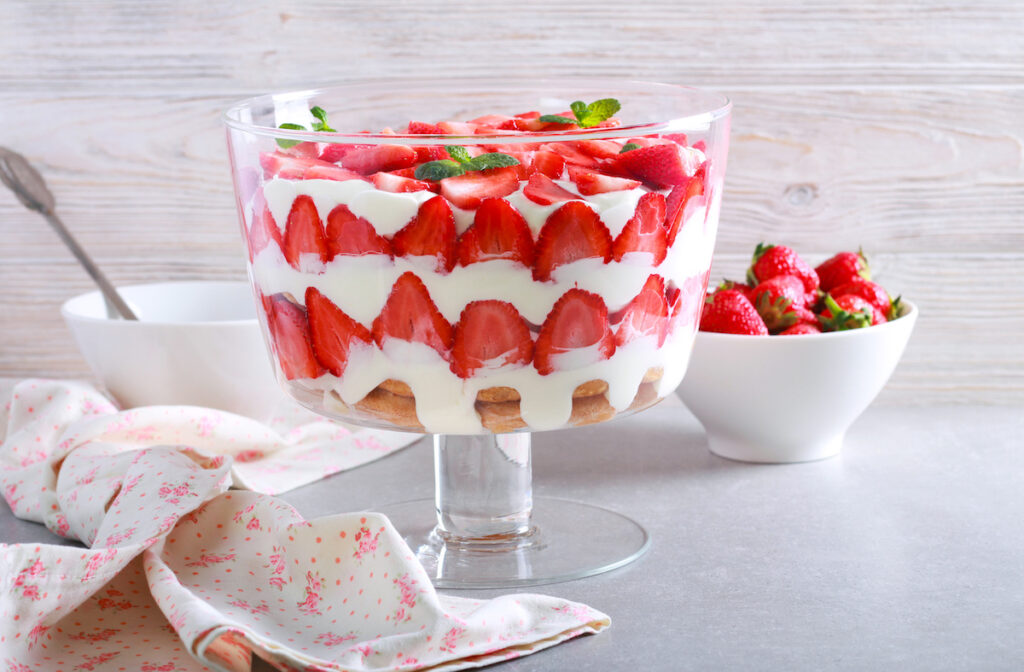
left=62, top=281, right=283, bottom=419
left=677, top=301, right=918, bottom=463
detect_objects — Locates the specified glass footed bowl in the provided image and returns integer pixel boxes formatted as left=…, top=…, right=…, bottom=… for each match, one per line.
left=225, top=80, right=731, bottom=587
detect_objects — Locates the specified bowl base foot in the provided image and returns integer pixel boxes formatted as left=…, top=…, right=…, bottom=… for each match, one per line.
left=707, top=433, right=843, bottom=464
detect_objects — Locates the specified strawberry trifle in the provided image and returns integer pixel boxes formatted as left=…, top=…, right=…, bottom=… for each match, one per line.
left=227, top=90, right=729, bottom=435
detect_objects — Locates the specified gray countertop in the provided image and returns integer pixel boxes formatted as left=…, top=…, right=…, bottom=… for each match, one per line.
left=3, top=397, right=1022, bottom=671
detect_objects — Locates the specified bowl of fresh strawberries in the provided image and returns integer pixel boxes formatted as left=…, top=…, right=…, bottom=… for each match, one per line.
left=677, top=244, right=917, bottom=463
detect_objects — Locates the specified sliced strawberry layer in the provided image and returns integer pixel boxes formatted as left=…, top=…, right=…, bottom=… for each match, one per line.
left=619, top=143, right=701, bottom=189
left=371, top=171, right=432, bottom=193
left=439, top=167, right=519, bottom=210
left=533, top=201, right=612, bottom=281
left=319, top=144, right=371, bottom=164
left=325, top=205, right=391, bottom=258
left=304, top=164, right=367, bottom=182
left=266, top=295, right=323, bottom=380
left=282, top=141, right=320, bottom=160
left=530, top=151, right=565, bottom=179
left=260, top=152, right=336, bottom=180
left=247, top=202, right=282, bottom=262
left=438, top=121, right=480, bottom=135
left=457, top=198, right=535, bottom=267
left=568, top=166, right=641, bottom=195
left=305, top=287, right=372, bottom=377
left=371, top=272, right=453, bottom=358
left=283, top=195, right=328, bottom=270
left=340, top=145, right=417, bottom=175
left=575, top=140, right=623, bottom=160
left=540, top=143, right=601, bottom=169
left=534, top=289, right=615, bottom=375
left=407, top=121, right=443, bottom=135
left=414, top=145, right=450, bottom=163
left=391, top=195, right=457, bottom=273
left=450, top=300, right=534, bottom=378
left=668, top=271, right=712, bottom=334
left=612, top=192, right=668, bottom=265
left=523, top=173, right=577, bottom=206
left=664, top=167, right=706, bottom=246
left=615, top=275, right=669, bottom=347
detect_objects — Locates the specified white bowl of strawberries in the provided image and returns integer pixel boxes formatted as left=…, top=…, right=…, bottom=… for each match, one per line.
left=677, top=245, right=917, bottom=463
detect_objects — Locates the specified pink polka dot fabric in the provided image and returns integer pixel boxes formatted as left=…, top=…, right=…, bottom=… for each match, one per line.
left=0, top=380, right=609, bottom=670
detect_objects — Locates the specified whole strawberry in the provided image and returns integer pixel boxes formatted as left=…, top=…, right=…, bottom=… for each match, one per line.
left=699, top=289, right=769, bottom=335
left=746, top=243, right=819, bottom=295
left=829, top=278, right=890, bottom=317
left=819, top=294, right=881, bottom=331
left=815, top=250, right=870, bottom=292
left=749, top=275, right=808, bottom=333
left=779, top=323, right=822, bottom=336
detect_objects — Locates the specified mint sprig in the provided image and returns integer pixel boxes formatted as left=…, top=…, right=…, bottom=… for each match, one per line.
left=276, top=106, right=335, bottom=148
left=619, top=142, right=641, bottom=153
left=538, top=98, right=621, bottom=128
left=414, top=145, right=520, bottom=181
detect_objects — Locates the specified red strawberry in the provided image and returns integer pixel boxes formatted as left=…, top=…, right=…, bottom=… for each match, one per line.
left=664, top=168, right=705, bottom=246
left=699, top=289, right=769, bottom=335
left=615, top=275, right=670, bottom=347
left=716, top=279, right=754, bottom=302
left=534, top=289, right=615, bottom=375
left=539, top=143, right=601, bottom=168
left=779, top=323, right=822, bottom=336
left=305, top=287, right=372, bottom=377
left=303, top=164, right=368, bottom=182
left=247, top=202, right=283, bottom=261
left=612, top=192, right=668, bottom=265
left=815, top=250, right=871, bottom=292
left=618, top=143, right=702, bottom=189
left=371, top=272, right=453, bottom=358
left=819, top=294, right=881, bottom=330
left=282, top=195, right=328, bottom=270
left=533, top=201, right=613, bottom=281
left=266, top=295, right=323, bottom=380
left=440, top=167, right=520, bottom=210
left=746, top=243, right=820, bottom=295
left=340, top=145, right=417, bottom=175
left=457, top=198, right=534, bottom=267
left=829, top=278, right=890, bottom=317
left=523, top=173, right=576, bottom=206
left=318, top=143, right=370, bottom=164
left=667, top=271, right=712, bottom=335
left=371, top=171, right=432, bottom=193
left=259, top=152, right=334, bottom=180
left=437, top=121, right=481, bottom=135
left=468, top=114, right=515, bottom=128
left=568, top=166, right=641, bottom=195
left=576, top=140, right=624, bottom=160
left=407, top=121, right=443, bottom=135
left=664, top=133, right=689, bottom=146
left=414, top=145, right=451, bottom=164
left=391, top=195, right=457, bottom=273
left=515, top=111, right=541, bottom=120
left=498, top=117, right=548, bottom=132
left=749, top=275, right=810, bottom=333
left=450, top=300, right=534, bottom=378
left=324, top=205, right=391, bottom=258
left=530, top=151, right=565, bottom=179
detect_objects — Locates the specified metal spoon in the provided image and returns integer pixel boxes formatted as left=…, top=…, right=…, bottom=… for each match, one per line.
left=0, top=147, right=137, bottom=320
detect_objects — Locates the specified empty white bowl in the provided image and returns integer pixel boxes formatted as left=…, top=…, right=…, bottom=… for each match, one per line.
left=62, top=281, right=283, bottom=419
left=677, top=301, right=918, bottom=463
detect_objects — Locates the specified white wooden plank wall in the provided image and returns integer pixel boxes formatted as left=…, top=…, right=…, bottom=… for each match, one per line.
left=1, top=1, right=1021, bottom=405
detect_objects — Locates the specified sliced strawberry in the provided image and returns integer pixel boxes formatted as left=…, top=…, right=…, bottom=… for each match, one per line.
left=667, top=271, right=712, bottom=334
left=371, top=272, right=453, bottom=358
left=576, top=140, right=623, bottom=160
left=305, top=287, right=372, bottom=377
left=619, top=143, right=703, bottom=189
left=534, top=289, right=615, bottom=375
left=319, top=143, right=370, bottom=164
left=391, top=195, right=457, bottom=273
left=282, top=195, right=328, bottom=270
left=568, top=166, right=641, bottom=195
left=515, top=111, right=542, bottom=120
left=439, top=167, right=519, bottom=210
left=533, top=201, right=613, bottom=281
left=266, top=295, right=323, bottom=380
left=612, top=192, right=668, bottom=265
left=247, top=202, right=283, bottom=261
left=530, top=151, right=565, bottom=179
left=523, top=173, right=577, bottom=206
left=540, top=143, right=601, bottom=168
left=450, top=301, right=534, bottom=378
left=324, top=205, right=391, bottom=258
left=414, top=145, right=450, bottom=163
left=340, top=145, right=416, bottom=175
left=407, top=121, right=443, bottom=135
left=438, top=121, right=481, bottom=135
left=664, top=133, right=689, bottom=146
left=259, top=152, right=333, bottom=180
left=498, top=117, right=547, bottom=132
left=615, top=275, right=670, bottom=347
left=664, top=167, right=706, bottom=246
left=371, top=171, right=432, bottom=193
left=282, top=141, right=320, bottom=160
left=622, top=137, right=674, bottom=148
left=457, top=198, right=534, bottom=267
left=468, top=114, right=515, bottom=128
left=303, top=164, right=368, bottom=182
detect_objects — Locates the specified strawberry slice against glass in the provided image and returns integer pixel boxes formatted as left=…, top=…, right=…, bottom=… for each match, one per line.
left=614, top=275, right=670, bottom=347
left=282, top=195, right=328, bottom=270
left=533, top=201, right=613, bottom=281
left=534, top=288, right=615, bottom=375
left=391, top=195, right=458, bottom=273
left=439, top=167, right=519, bottom=210
left=567, top=165, right=641, bottom=195
left=340, top=145, right=417, bottom=175
left=618, top=143, right=703, bottom=189
left=371, top=272, right=453, bottom=359
left=664, top=167, right=705, bottom=246
left=266, top=295, right=324, bottom=380
left=325, top=205, right=391, bottom=258
left=612, top=192, right=668, bottom=265
left=523, top=173, right=576, bottom=206
left=246, top=202, right=282, bottom=262
left=305, top=287, right=372, bottom=377
left=457, top=198, right=535, bottom=267
left=450, top=300, right=534, bottom=378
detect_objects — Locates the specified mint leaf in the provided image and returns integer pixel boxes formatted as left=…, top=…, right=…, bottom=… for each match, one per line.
left=445, top=145, right=473, bottom=165
left=619, top=142, right=640, bottom=153
left=309, top=107, right=336, bottom=132
left=310, top=106, right=328, bottom=124
left=584, top=98, right=620, bottom=124
left=538, top=114, right=577, bottom=124
left=465, top=153, right=521, bottom=171
left=570, top=100, right=588, bottom=121
left=415, top=160, right=465, bottom=181
left=276, top=122, right=307, bottom=149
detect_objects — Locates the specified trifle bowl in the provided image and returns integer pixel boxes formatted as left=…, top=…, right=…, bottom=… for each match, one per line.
left=225, top=79, right=730, bottom=587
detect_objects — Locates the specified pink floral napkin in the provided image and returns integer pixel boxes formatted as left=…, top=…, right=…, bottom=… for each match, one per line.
left=0, top=380, right=609, bottom=670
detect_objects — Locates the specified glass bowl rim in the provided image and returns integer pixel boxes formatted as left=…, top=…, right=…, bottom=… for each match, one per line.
left=223, top=78, right=731, bottom=146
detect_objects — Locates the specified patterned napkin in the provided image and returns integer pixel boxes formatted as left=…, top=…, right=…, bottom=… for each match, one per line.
left=0, top=380, right=609, bottom=671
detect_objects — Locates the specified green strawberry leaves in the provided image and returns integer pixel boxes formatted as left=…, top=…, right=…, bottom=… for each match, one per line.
left=538, top=98, right=621, bottom=128
left=276, top=106, right=335, bottom=148
left=619, top=142, right=641, bottom=153
left=414, top=145, right=520, bottom=181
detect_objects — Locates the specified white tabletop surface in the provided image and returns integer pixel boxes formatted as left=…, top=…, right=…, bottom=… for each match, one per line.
left=1, top=380, right=1021, bottom=670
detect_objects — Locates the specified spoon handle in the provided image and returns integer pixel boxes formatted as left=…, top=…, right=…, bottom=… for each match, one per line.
left=41, top=209, right=138, bottom=320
